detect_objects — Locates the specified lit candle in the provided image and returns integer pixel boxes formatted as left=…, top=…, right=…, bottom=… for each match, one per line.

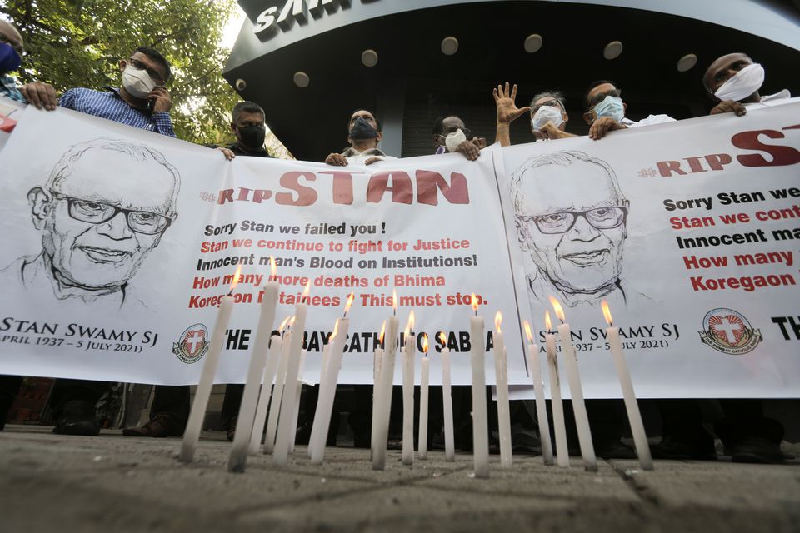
left=273, top=281, right=311, bottom=466
left=545, top=311, right=569, bottom=467
left=470, top=294, right=489, bottom=478
left=492, top=312, right=512, bottom=468
left=401, top=311, right=416, bottom=466
left=249, top=320, right=287, bottom=455
left=550, top=296, right=597, bottom=472
left=307, top=339, right=331, bottom=459
left=439, top=332, right=455, bottom=462
left=228, top=259, right=279, bottom=472
left=179, top=266, right=240, bottom=463
left=310, top=294, right=354, bottom=465
left=418, top=334, right=430, bottom=461
left=523, top=321, right=554, bottom=466
left=372, top=292, right=398, bottom=471
left=288, top=350, right=306, bottom=454
left=602, top=300, right=653, bottom=471
left=264, top=323, right=291, bottom=454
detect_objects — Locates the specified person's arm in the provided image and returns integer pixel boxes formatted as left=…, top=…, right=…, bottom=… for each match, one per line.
left=325, top=153, right=348, bottom=166
left=57, top=88, right=77, bottom=110
left=589, top=117, right=627, bottom=141
left=492, top=82, right=530, bottom=147
left=19, top=82, right=58, bottom=111
left=539, top=122, right=576, bottom=140
left=148, top=86, right=176, bottom=137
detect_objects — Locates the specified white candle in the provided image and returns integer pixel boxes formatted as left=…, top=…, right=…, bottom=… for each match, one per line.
left=273, top=286, right=309, bottom=466
left=401, top=317, right=416, bottom=466
left=228, top=277, right=279, bottom=472
left=371, top=343, right=384, bottom=452
left=440, top=333, right=455, bottom=462
left=372, top=310, right=398, bottom=471
left=602, top=301, right=653, bottom=471
left=310, top=317, right=350, bottom=464
left=550, top=297, right=597, bottom=471
left=264, top=327, right=292, bottom=454
left=470, top=295, right=489, bottom=478
left=523, top=322, right=554, bottom=466
left=545, top=312, right=569, bottom=467
left=289, top=351, right=306, bottom=454
left=492, top=313, right=512, bottom=468
left=179, top=286, right=235, bottom=463
left=418, top=335, right=430, bottom=460
left=307, top=340, right=332, bottom=459
left=249, top=332, right=283, bottom=455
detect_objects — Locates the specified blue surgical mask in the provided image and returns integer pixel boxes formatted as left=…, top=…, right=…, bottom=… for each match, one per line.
left=0, top=42, right=21, bottom=74
left=593, top=96, right=625, bottom=122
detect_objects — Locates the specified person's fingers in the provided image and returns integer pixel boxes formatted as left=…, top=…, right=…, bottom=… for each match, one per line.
left=504, top=81, right=510, bottom=97
left=511, top=83, right=518, bottom=101
left=44, top=84, right=57, bottom=110
left=23, top=85, right=42, bottom=109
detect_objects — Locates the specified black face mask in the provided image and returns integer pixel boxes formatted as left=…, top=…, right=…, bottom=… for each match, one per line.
left=348, top=117, right=378, bottom=140
left=237, top=125, right=266, bottom=149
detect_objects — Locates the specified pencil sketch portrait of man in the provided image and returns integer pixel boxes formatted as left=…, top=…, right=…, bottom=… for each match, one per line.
left=0, top=138, right=181, bottom=311
left=510, top=150, right=635, bottom=309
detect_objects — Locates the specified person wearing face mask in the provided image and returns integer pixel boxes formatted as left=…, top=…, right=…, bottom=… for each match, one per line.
left=0, top=20, right=57, bottom=110
left=57, top=46, right=175, bottom=137
left=432, top=115, right=485, bottom=160
left=583, top=80, right=675, bottom=141
left=325, top=109, right=394, bottom=166
left=210, top=101, right=272, bottom=161
left=703, top=53, right=794, bottom=117
left=492, top=83, right=575, bottom=147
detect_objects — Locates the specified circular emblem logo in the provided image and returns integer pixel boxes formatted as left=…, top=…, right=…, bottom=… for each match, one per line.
left=698, top=308, right=762, bottom=356
left=172, top=323, right=210, bottom=364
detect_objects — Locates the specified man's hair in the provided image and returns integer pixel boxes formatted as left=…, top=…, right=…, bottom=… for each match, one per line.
left=701, top=53, right=753, bottom=92
left=510, top=150, right=628, bottom=218
left=47, top=138, right=181, bottom=216
left=530, top=91, right=566, bottom=114
left=348, top=109, right=382, bottom=132
left=584, top=80, right=620, bottom=109
left=134, top=46, right=171, bottom=82
left=232, top=101, right=266, bottom=124
left=431, top=115, right=465, bottom=135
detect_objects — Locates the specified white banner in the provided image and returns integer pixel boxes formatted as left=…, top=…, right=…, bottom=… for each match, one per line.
left=0, top=102, right=798, bottom=397
left=0, top=106, right=525, bottom=387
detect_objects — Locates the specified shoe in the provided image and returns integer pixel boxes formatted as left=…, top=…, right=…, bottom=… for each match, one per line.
left=53, top=400, right=99, bottom=436
left=727, top=437, right=785, bottom=464
left=122, top=413, right=180, bottom=438
left=651, top=435, right=716, bottom=461
left=226, top=416, right=238, bottom=442
left=596, top=441, right=636, bottom=460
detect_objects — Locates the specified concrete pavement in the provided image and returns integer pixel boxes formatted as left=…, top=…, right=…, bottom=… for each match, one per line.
left=1, top=425, right=798, bottom=533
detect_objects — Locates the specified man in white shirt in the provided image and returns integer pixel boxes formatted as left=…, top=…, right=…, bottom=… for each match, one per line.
left=703, top=52, right=793, bottom=116
left=582, top=80, right=675, bottom=141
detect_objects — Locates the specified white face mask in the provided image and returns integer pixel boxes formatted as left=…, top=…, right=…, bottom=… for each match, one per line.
left=531, top=105, right=564, bottom=132
left=714, top=63, right=764, bottom=102
left=122, top=64, right=157, bottom=99
left=444, top=128, right=467, bottom=152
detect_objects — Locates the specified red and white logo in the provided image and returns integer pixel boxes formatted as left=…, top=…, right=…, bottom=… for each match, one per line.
left=172, top=323, right=210, bottom=364
left=699, top=308, right=761, bottom=355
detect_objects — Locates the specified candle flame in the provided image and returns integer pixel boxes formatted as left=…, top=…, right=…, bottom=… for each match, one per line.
left=269, top=256, right=277, bottom=278
left=471, top=293, right=478, bottom=314
left=392, top=289, right=398, bottom=315
left=548, top=295, right=565, bottom=323
left=229, top=264, right=242, bottom=292
left=601, top=299, right=613, bottom=326
left=494, top=311, right=503, bottom=333
left=421, top=333, right=429, bottom=353
left=378, top=321, right=386, bottom=344
left=545, top=311, right=552, bottom=332
left=523, top=321, right=533, bottom=343
left=404, top=310, right=415, bottom=337
left=288, top=315, right=296, bottom=330
left=301, top=280, right=311, bottom=300
left=343, top=292, right=354, bottom=316
left=279, top=316, right=291, bottom=332
left=438, top=331, right=447, bottom=345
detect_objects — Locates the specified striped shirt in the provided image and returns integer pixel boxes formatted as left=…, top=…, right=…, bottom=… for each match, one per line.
left=0, top=74, right=25, bottom=103
left=59, top=87, right=175, bottom=137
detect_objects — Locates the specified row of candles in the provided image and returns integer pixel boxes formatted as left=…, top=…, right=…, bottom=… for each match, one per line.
left=179, top=261, right=653, bottom=476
